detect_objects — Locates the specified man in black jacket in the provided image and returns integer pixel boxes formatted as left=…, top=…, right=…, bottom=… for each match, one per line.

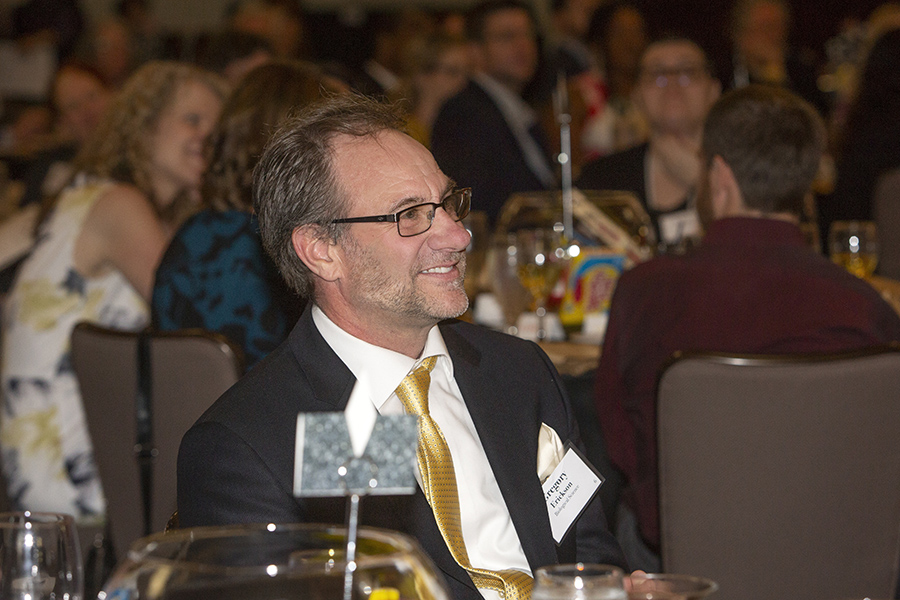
left=431, top=0, right=557, bottom=225
left=178, top=93, right=625, bottom=600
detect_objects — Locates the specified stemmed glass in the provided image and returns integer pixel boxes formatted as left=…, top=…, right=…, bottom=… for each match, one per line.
left=100, top=523, right=451, bottom=600
left=532, top=563, right=626, bottom=600
left=514, top=226, right=570, bottom=340
left=0, top=511, right=83, bottom=600
left=829, top=221, right=879, bottom=278
left=488, top=232, right=533, bottom=335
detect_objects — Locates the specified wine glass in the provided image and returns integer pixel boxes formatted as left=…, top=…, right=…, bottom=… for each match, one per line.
left=829, top=221, right=879, bottom=278
left=0, top=511, right=84, bottom=600
left=626, top=573, right=718, bottom=599
left=514, top=226, right=570, bottom=340
left=100, top=523, right=451, bottom=600
left=532, top=563, right=626, bottom=600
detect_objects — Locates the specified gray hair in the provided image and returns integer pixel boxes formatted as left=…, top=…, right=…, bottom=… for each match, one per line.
left=253, top=93, right=406, bottom=298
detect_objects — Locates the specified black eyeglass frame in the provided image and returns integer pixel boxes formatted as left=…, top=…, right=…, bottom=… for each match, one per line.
left=330, top=188, right=472, bottom=237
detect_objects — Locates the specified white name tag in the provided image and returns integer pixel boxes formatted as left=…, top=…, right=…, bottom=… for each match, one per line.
left=658, top=208, right=701, bottom=245
left=542, top=447, right=603, bottom=543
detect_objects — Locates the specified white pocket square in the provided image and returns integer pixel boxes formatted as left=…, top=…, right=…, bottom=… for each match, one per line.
left=536, top=423, right=566, bottom=483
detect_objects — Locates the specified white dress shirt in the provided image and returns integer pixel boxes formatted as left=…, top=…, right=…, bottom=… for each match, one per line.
left=312, top=306, right=531, bottom=600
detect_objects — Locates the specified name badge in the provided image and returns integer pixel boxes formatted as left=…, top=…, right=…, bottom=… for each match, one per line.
left=658, top=208, right=701, bottom=245
left=542, top=446, right=604, bottom=543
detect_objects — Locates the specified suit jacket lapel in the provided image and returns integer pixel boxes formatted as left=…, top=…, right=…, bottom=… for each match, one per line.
left=289, top=306, right=355, bottom=411
left=291, top=308, right=479, bottom=594
left=441, top=324, right=560, bottom=571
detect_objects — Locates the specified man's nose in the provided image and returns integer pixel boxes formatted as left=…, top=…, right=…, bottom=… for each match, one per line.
left=430, top=206, right=471, bottom=250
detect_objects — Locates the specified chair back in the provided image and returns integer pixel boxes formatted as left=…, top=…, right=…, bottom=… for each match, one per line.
left=656, top=347, right=900, bottom=600
left=71, top=322, right=242, bottom=560
left=874, top=167, right=900, bottom=280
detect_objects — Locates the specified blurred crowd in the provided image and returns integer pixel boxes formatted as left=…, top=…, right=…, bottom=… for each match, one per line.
left=0, top=0, right=899, bottom=536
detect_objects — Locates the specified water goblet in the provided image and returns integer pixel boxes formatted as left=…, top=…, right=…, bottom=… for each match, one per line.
left=514, top=226, right=570, bottom=340
left=0, top=511, right=83, bottom=600
left=100, top=523, right=450, bottom=600
left=829, top=221, right=879, bottom=278
left=533, top=563, right=627, bottom=600
left=487, top=232, right=532, bottom=335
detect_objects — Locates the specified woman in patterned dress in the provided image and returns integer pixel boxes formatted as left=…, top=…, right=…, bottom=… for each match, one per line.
left=0, top=61, right=226, bottom=518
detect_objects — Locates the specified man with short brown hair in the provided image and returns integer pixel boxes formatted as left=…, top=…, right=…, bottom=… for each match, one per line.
left=595, top=85, right=900, bottom=571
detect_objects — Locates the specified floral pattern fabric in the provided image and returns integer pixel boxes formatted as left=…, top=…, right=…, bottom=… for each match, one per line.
left=1, top=181, right=148, bottom=518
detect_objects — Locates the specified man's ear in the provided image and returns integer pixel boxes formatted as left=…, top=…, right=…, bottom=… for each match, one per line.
left=708, top=155, right=744, bottom=218
left=291, top=225, right=341, bottom=282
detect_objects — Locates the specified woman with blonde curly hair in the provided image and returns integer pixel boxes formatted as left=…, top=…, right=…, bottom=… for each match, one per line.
left=1, top=61, right=226, bottom=518
left=152, top=61, right=345, bottom=368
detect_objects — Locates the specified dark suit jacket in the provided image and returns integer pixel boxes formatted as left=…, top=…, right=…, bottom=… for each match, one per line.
left=576, top=143, right=648, bottom=207
left=178, top=307, right=625, bottom=599
left=431, top=80, right=553, bottom=226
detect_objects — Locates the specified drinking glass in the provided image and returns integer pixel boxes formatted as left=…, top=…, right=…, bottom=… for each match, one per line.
left=626, top=573, right=718, bottom=600
left=462, top=210, right=490, bottom=300
left=514, top=226, right=570, bottom=340
left=0, top=511, right=84, bottom=600
left=829, top=221, right=879, bottom=278
left=100, top=523, right=450, bottom=600
left=487, top=232, right=532, bottom=334
left=533, top=563, right=626, bottom=600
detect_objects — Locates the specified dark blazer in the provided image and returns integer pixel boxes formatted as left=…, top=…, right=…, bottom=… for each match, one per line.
left=431, top=80, right=553, bottom=226
left=576, top=143, right=648, bottom=207
left=178, top=307, right=625, bottom=599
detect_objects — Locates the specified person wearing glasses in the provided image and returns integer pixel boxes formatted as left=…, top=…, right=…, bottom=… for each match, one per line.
left=577, top=37, right=720, bottom=251
left=177, top=93, right=626, bottom=600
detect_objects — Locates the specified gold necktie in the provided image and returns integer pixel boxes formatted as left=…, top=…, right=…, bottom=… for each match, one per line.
left=395, top=357, right=534, bottom=600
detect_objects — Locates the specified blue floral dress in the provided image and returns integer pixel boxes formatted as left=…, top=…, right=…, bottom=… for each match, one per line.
left=1, top=180, right=148, bottom=517
left=151, top=210, right=301, bottom=370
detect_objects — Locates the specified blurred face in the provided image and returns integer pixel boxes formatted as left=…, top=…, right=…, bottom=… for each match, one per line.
left=328, top=130, right=471, bottom=334
left=737, top=1, right=788, bottom=64
left=635, top=41, right=720, bottom=136
left=94, top=20, right=133, bottom=84
left=418, top=45, right=470, bottom=103
left=233, top=3, right=303, bottom=58
left=476, top=8, right=538, bottom=92
left=53, top=69, right=111, bottom=143
left=556, top=0, right=600, bottom=39
left=149, top=81, right=222, bottom=206
left=605, top=6, right=647, bottom=72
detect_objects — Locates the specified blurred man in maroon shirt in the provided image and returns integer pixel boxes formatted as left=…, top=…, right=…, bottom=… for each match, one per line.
left=595, top=85, right=900, bottom=571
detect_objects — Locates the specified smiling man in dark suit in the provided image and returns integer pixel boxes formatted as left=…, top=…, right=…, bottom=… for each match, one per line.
left=177, top=94, right=625, bottom=600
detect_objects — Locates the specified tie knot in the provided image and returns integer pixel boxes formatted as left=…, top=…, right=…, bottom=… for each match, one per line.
left=395, top=356, right=438, bottom=416
left=418, top=356, right=438, bottom=373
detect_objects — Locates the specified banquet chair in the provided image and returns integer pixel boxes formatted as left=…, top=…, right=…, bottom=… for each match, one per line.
left=874, top=167, right=900, bottom=280
left=655, top=346, right=900, bottom=600
left=71, top=322, right=243, bottom=561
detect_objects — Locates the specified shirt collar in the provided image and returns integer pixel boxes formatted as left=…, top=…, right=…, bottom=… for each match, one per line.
left=311, top=305, right=452, bottom=409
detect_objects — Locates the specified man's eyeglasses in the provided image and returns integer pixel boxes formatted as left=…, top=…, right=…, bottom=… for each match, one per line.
left=331, top=188, right=471, bottom=237
left=640, top=65, right=709, bottom=88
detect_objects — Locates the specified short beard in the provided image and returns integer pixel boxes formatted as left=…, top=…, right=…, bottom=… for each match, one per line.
left=343, top=236, right=469, bottom=325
